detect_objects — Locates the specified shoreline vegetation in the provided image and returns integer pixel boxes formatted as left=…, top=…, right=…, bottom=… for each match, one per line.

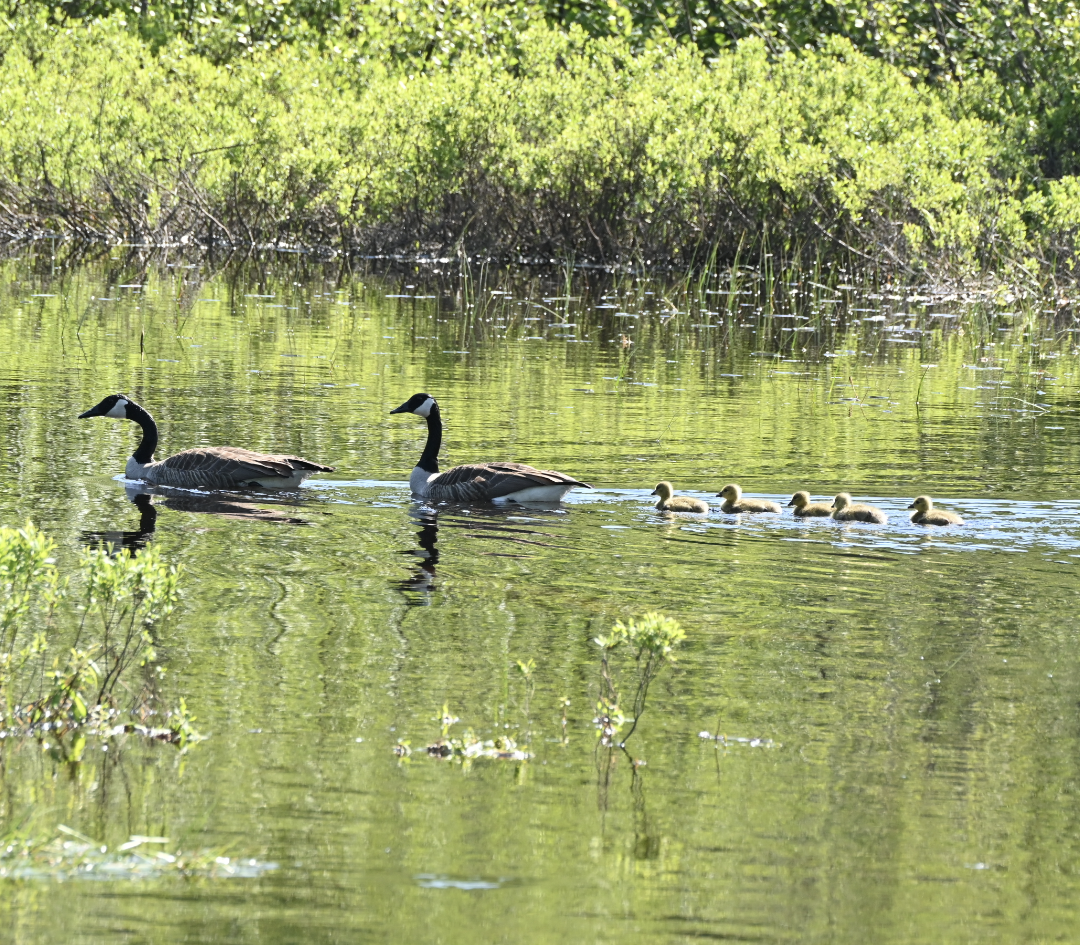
left=2, top=1, right=1080, bottom=278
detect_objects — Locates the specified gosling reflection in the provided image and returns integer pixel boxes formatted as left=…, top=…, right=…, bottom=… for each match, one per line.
left=394, top=507, right=440, bottom=602
left=81, top=485, right=312, bottom=552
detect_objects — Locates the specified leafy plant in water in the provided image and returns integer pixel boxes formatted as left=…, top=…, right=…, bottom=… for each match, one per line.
left=593, top=612, right=684, bottom=747
left=0, top=522, right=196, bottom=748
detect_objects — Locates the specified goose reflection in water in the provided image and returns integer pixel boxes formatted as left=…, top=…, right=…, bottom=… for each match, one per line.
left=394, top=507, right=440, bottom=603
left=81, top=485, right=312, bottom=552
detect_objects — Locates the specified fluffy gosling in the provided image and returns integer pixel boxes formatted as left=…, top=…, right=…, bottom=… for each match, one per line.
left=908, top=495, right=964, bottom=526
left=787, top=491, right=833, bottom=518
left=830, top=493, right=888, bottom=524
left=651, top=481, right=709, bottom=514
left=717, top=483, right=782, bottom=514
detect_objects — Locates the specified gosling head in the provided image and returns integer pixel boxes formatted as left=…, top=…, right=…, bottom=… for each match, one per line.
left=788, top=491, right=811, bottom=509
left=831, top=492, right=853, bottom=511
left=907, top=495, right=933, bottom=512
left=651, top=481, right=674, bottom=500
left=79, top=393, right=136, bottom=420
left=718, top=483, right=742, bottom=501
left=390, top=392, right=438, bottom=418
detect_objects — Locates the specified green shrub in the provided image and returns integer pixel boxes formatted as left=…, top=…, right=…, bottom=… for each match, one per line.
left=0, top=17, right=1049, bottom=271
left=0, top=521, right=192, bottom=748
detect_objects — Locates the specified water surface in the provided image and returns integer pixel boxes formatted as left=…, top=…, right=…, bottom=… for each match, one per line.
left=1, top=249, right=1080, bottom=943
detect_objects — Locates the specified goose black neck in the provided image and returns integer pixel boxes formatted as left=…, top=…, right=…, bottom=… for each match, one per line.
left=418, top=405, right=442, bottom=473
left=128, top=402, right=158, bottom=464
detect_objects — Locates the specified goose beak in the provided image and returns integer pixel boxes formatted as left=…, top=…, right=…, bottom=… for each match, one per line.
left=906, top=502, right=917, bottom=509
left=389, top=402, right=409, bottom=415
left=79, top=404, right=106, bottom=419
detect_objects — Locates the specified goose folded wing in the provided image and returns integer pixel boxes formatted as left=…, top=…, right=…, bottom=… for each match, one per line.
left=159, top=447, right=333, bottom=480
left=436, top=462, right=589, bottom=498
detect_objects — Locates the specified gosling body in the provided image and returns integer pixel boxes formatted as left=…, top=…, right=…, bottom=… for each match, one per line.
left=717, top=483, right=782, bottom=514
left=651, top=481, right=709, bottom=514
left=79, top=394, right=333, bottom=489
left=908, top=495, right=964, bottom=526
left=390, top=393, right=589, bottom=503
left=788, top=491, right=833, bottom=518
left=831, top=492, right=888, bottom=524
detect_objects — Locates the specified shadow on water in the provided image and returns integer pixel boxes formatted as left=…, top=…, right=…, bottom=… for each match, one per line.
left=81, top=485, right=313, bottom=551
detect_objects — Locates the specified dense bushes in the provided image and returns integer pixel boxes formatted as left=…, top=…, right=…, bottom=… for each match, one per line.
left=2, top=13, right=1075, bottom=272
left=2, top=0, right=1080, bottom=272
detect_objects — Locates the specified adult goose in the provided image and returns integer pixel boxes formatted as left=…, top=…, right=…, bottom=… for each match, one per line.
left=830, top=493, right=888, bottom=524
left=908, top=495, right=964, bottom=526
left=390, top=392, right=590, bottom=503
left=717, top=483, right=781, bottom=514
left=787, top=491, right=833, bottom=517
left=79, top=393, right=334, bottom=489
left=651, top=481, right=709, bottom=513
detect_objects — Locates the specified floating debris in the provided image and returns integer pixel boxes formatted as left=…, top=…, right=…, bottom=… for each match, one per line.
left=0, top=828, right=276, bottom=882
left=698, top=732, right=779, bottom=748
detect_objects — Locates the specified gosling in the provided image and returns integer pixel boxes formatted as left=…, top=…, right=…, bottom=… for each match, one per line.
left=717, top=484, right=782, bottom=514
left=651, top=481, right=709, bottom=514
left=787, top=491, right=833, bottom=518
left=908, top=495, right=964, bottom=526
left=830, top=493, right=888, bottom=524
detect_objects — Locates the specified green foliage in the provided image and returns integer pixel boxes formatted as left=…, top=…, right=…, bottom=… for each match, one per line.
left=0, top=17, right=1057, bottom=271
left=0, top=521, right=192, bottom=747
left=594, top=612, right=684, bottom=746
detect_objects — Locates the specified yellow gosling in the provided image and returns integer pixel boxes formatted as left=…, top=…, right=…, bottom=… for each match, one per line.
left=717, top=483, right=782, bottom=514
left=830, top=493, right=888, bottom=524
left=908, top=495, right=964, bottom=526
left=787, top=491, right=833, bottom=518
left=651, top=481, right=709, bottom=514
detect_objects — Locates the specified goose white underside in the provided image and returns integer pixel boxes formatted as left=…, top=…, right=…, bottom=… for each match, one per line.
left=491, top=484, right=575, bottom=503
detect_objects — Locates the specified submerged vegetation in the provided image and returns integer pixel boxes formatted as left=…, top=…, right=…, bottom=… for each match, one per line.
left=1, top=0, right=1080, bottom=275
left=0, top=522, right=197, bottom=751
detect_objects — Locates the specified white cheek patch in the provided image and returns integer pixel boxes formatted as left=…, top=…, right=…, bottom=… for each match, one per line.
left=414, top=397, right=435, bottom=418
left=106, top=399, right=129, bottom=419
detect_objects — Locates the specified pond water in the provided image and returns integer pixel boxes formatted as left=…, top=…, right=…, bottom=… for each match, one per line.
left=2, top=247, right=1080, bottom=943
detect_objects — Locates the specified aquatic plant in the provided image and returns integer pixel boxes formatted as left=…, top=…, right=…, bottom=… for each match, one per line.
left=594, top=612, right=685, bottom=747
left=0, top=522, right=197, bottom=749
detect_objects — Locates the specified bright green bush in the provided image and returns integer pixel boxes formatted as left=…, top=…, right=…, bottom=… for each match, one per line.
left=0, top=16, right=1052, bottom=270
left=0, top=521, right=190, bottom=748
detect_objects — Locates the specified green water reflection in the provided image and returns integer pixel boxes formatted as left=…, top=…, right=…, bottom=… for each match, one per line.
left=1, top=248, right=1080, bottom=943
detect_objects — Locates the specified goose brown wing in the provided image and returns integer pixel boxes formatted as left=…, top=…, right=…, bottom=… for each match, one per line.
left=431, top=462, right=590, bottom=500
left=159, top=447, right=334, bottom=481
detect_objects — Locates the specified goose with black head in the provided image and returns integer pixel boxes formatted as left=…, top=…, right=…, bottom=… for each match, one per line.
left=390, top=393, right=590, bottom=503
left=79, top=394, right=334, bottom=489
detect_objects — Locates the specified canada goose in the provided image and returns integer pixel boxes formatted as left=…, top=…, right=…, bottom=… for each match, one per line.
left=908, top=495, right=964, bottom=526
left=651, top=481, right=709, bottom=514
left=79, top=394, right=334, bottom=489
left=390, top=392, right=590, bottom=503
left=717, top=483, right=781, bottom=514
left=787, top=491, right=833, bottom=517
left=830, top=492, right=888, bottom=524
